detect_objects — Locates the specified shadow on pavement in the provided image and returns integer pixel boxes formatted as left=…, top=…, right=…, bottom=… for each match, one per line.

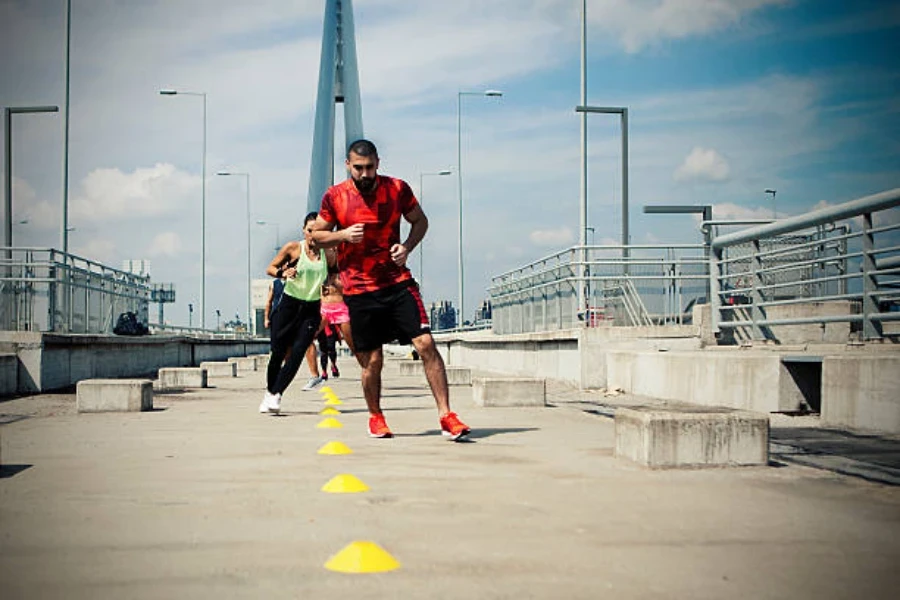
left=393, top=427, right=540, bottom=441
left=1, top=464, right=33, bottom=478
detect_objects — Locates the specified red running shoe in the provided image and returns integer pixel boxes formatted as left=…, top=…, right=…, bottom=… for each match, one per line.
left=368, top=413, right=393, bottom=438
left=331, top=365, right=340, bottom=378
left=440, top=412, right=470, bottom=441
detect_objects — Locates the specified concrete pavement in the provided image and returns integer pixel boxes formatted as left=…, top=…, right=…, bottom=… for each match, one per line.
left=2, top=357, right=899, bottom=599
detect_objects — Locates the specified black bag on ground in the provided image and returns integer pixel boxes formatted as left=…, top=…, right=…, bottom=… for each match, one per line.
left=114, top=311, right=149, bottom=336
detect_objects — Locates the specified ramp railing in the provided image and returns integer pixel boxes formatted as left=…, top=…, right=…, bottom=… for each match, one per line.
left=0, top=248, right=153, bottom=334
left=489, top=245, right=707, bottom=334
left=708, top=188, right=900, bottom=341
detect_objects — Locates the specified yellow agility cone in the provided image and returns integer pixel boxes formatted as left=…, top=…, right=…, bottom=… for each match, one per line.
left=317, top=441, right=353, bottom=455
left=325, top=541, right=401, bottom=573
left=320, top=386, right=334, bottom=394
left=319, top=406, right=341, bottom=416
left=321, top=473, right=369, bottom=493
left=316, top=417, right=343, bottom=429
left=324, top=395, right=343, bottom=406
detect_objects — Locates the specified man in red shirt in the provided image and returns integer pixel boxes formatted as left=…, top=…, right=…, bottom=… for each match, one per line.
left=312, top=139, right=470, bottom=441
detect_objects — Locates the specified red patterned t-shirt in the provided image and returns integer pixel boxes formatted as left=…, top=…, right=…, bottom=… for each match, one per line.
left=319, top=175, right=419, bottom=295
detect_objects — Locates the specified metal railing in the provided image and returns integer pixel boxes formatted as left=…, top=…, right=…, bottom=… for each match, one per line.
left=709, top=188, right=900, bottom=341
left=489, top=245, right=708, bottom=334
left=0, top=248, right=151, bottom=334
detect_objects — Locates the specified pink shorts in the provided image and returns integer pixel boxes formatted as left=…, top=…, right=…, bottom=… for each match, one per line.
left=320, top=301, right=350, bottom=325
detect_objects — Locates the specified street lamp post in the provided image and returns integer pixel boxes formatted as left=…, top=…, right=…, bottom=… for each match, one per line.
left=765, top=189, right=777, bottom=218
left=418, top=169, right=452, bottom=297
left=218, top=171, right=252, bottom=334
left=62, top=0, right=72, bottom=256
left=457, top=89, right=502, bottom=327
left=159, top=88, right=207, bottom=329
left=4, top=106, right=59, bottom=258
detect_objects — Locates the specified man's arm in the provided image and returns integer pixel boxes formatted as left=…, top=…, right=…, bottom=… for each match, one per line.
left=310, top=216, right=364, bottom=248
left=390, top=205, right=429, bottom=266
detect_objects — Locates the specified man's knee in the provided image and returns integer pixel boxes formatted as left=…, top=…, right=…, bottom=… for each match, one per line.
left=357, top=349, right=383, bottom=371
left=412, top=335, right=440, bottom=360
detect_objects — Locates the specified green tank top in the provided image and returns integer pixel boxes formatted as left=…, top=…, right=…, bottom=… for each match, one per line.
left=283, top=242, right=327, bottom=302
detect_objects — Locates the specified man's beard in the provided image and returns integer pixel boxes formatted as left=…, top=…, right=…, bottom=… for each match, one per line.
left=353, top=176, right=376, bottom=193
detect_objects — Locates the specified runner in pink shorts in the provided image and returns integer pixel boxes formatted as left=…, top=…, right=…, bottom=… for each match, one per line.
left=316, top=272, right=355, bottom=378
left=320, top=299, right=350, bottom=326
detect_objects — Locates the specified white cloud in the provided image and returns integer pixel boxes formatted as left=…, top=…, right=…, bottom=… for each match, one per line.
left=147, top=232, right=183, bottom=258
left=71, top=238, right=116, bottom=263
left=707, top=202, right=778, bottom=221
left=530, top=227, right=575, bottom=247
left=582, top=0, right=789, bottom=53
left=674, top=147, right=731, bottom=183
left=70, top=164, right=198, bottom=223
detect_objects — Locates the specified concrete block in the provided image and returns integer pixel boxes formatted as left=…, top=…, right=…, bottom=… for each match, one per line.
left=252, top=354, right=270, bottom=370
left=200, top=361, right=237, bottom=378
left=227, top=356, right=257, bottom=372
left=399, top=360, right=424, bottom=376
left=158, top=367, right=208, bottom=390
left=822, top=356, right=900, bottom=434
left=615, top=406, right=769, bottom=468
left=473, top=377, right=546, bottom=407
left=0, top=353, right=17, bottom=396
left=76, top=379, right=153, bottom=413
left=446, top=366, right=472, bottom=386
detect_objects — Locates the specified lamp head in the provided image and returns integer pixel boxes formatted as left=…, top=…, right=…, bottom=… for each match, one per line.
left=484, top=89, right=503, bottom=97
left=438, top=170, right=452, bottom=176
left=159, top=89, right=177, bottom=95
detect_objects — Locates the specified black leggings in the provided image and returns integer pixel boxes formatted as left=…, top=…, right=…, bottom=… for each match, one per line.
left=318, top=329, right=338, bottom=372
left=267, top=295, right=321, bottom=395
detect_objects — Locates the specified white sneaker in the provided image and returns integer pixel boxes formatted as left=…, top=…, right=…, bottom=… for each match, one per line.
left=260, top=391, right=281, bottom=414
left=302, top=376, right=325, bottom=391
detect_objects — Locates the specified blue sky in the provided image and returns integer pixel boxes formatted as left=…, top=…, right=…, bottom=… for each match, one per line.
left=1, top=0, right=898, bottom=327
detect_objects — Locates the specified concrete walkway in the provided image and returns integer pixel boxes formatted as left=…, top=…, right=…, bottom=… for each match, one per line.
left=1, top=358, right=899, bottom=599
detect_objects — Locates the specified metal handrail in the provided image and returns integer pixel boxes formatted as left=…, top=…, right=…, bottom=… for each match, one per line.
left=711, top=188, right=900, bottom=248
left=709, top=187, right=900, bottom=341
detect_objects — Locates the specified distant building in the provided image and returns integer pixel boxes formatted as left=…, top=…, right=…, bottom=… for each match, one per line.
left=474, top=299, right=492, bottom=325
left=429, top=300, right=457, bottom=331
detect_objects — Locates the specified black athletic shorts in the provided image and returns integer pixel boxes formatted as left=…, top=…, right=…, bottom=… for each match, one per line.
left=345, top=280, right=430, bottom=352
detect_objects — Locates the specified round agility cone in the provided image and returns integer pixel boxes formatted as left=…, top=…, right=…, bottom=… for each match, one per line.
left=317, top=441, right=353, bottom=455
left=324, top=541, right=401, bottom=573
left=324, top=395, right=343, bottom=406
left=316, top=417, right=343, bottom=429
left=320, top=386, right=334, bottom=394
left=319, top=406, right=341, bottom=416
left=321, top=473, right=369, bottom=493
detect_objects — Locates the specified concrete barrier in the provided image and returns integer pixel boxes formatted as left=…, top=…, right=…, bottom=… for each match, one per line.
left=399, top=360, right=424, bottom=376
left=158, top=367, right=208, bottom=390
left=0, top=353, right=16, bottom=396
left=614, top=405, right=769, bottom=468
left=446, top=366, right=472, bottom=386
left=0, top=331, right=271, bottom=394
left=252, top=354, right=270, bottom=370
left=76, top=379, right=153, bottom=413
left=473, top=377, right=546, bottom=407
left=200, top=361, right=237, bottom=378
left=227, top=356, right=257, bottom=373
left=822, top=356, right=900, bottom=434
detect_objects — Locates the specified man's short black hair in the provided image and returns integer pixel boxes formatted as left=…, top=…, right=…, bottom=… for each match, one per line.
left=347, top=139, right=378, bottom=159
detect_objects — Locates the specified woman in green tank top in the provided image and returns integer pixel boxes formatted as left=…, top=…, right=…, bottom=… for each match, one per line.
left=259, top=212, right=335, bottom=414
